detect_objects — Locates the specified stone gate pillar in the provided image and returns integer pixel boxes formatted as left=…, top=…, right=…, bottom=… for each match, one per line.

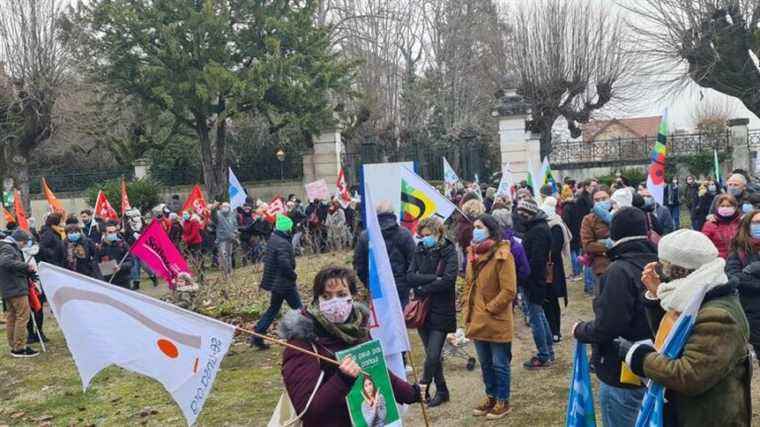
left=302, top=128, right=342, bottom=193
left=492, top=90, right=540, bottom=182
left=728, top=118, right=750, bottom=174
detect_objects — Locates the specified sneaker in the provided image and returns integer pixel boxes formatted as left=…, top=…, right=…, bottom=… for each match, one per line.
left=486, top=400, right=512, bottom=420
left=473, top=396, right=496, bottom=416
left=523, top=356, right=551, bottom=370
left=24, top=347, right=40, bottom=357
left=10, top=347, right=39, bottom=358
left=249, top=337, right=270, bottom=351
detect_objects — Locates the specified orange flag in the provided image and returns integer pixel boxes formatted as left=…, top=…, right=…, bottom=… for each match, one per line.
left=42, top=177, right=65, bottom=215
left=182, top=184, right=208, bottom=218
left=2, top=206, right=15, bottom=224
left=120, top=177, right=131, bottom=216
left=13, top=190, right=29, bottom=231
left=94, top=191, right=119, bottom=221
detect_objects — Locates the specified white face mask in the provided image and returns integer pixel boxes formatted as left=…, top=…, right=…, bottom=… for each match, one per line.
left=318, top=296, right=353, bottom=324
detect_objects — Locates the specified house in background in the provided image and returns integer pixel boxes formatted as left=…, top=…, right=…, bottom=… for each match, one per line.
left=582, top=116, right=662, bottom=143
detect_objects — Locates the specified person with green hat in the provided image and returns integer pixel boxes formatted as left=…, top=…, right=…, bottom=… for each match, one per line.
left=251, top=213, right=302, bottom=350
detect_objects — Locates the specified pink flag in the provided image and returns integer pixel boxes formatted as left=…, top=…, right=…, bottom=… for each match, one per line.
left=130, top=221, right=189, bottom=288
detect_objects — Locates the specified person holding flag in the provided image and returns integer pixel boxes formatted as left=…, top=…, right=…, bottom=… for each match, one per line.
left=95, top=221, right=133, bottom=289
left=619, top=230, right=751, bottom=426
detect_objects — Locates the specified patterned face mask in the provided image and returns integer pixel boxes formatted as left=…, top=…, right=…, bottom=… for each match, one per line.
left=318, top=296, right=353, bottom=324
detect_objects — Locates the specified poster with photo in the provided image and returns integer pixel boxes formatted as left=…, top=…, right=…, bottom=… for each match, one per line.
left=335, top=340, right=401, bottom=427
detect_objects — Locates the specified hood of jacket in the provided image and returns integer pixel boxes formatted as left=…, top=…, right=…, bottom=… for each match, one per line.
left=523, top=210, right=548, bottom=228
left=279, top=303, right=371, bottom=343
left=378, top=212, right=400, bottom=236
left=608, top=237, right=657, bottom=270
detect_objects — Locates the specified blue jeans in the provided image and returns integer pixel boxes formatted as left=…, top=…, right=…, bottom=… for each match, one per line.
left=570, top=248, right=582, bottom=276
left=583, top=266, right=594, bottom=294
left=473, top=341, right=512, bottom=401
left=669, top=205, right=681, bottom=229
left=254, top=288, right=303, bottom=337
left=527, top=303, right=554, bottom=362
left=130, top=259, right=154, bottom=283
left=599, top=382, right=645, bottom=427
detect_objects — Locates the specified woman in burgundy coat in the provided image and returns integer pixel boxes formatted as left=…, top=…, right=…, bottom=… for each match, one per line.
left=279, top=266, right=421, bottom=427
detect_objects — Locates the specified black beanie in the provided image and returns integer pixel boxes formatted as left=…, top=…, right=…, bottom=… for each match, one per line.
left=610, top=207, right=648, bottom=241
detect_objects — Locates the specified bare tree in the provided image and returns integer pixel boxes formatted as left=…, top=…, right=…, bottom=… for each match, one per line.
left=0, top=0, right=69, bottom=209
left=691, top=97, right=738, bottom=135
left=624, top=0, right=760, bottom=119
left=508, top=0, right=637, bottom=159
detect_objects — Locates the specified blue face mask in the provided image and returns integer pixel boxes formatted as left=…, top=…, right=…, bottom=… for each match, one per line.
left=105, top=233, right=119, bottom=243
left=421, top=235, right=437, bottom=248
left=742, top=203, right=753, bottom=214
left=729, top=187, right=743, bottom=198
left=751, top=224, right=760, bottom=239
left=643, top=197, right=655, bottom=208
left=68, top=232, right=81, bottom=242
left=594, top=201, right=611, bottom=212
left=472, top=228, right=489, bottom=243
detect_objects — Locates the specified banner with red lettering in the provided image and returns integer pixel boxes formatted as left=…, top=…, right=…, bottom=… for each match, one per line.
left=130, top=221, right=189, bottom=287
left=94, top=191, right=119, bottom=220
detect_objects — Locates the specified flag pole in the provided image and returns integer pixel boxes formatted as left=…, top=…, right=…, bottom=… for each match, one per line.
left=405, top=348, right=431, bottom=427
left=108, top=251, right=132, bottom=285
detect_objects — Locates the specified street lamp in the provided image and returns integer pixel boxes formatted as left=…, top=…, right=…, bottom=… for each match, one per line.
left=276, top=148, right=286, bottom=181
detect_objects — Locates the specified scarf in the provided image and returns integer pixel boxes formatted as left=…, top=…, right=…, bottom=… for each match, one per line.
left=52, top=225, right=66, bottom=240
left=307, top=303, right=369, bottom=346
left=547, top=215, right=572, bottom=260
left=656, top=257, right=728, bottom=313
left=468, top=239, right=496, bottom=264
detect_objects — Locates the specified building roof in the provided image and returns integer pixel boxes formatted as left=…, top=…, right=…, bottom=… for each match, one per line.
left=582, top=116, right=662, bottom=143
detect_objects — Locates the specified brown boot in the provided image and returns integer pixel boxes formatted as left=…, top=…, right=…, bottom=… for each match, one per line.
left=472, top=396, right=496, bottom=416
left=486, top=400, right=512, bottom=420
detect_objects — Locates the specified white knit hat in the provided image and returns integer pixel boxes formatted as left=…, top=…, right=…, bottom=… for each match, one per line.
left=658, top=229, right=719, bottom=270
left=611, top=187, right=633, bottom=209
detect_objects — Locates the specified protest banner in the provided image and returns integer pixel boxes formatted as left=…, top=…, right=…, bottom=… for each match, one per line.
left=305, top=179, right=330, bottom=202
left=94, top=191, right=119, bottom=221
left=337, top=167, right=352, bottom=208
left=130, top=221, right=189, bottom=287
left=336, top=340, right=401, bottom=427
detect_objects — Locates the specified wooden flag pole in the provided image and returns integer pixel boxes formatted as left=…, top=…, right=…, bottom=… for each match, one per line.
left=405, top=348, right=431, bottom=427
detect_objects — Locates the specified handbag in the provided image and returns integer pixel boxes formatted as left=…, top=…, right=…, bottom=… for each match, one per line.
left=268, top=345, right=325, bottom=427
left=645, top=214, right=661, bottom=246
left=404, top=258, right=445, bottom=329
left=545, top=260, right=555, bottom=284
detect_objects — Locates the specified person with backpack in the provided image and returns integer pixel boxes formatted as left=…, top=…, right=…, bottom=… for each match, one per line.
left=353, top=201, right=416, bottom=307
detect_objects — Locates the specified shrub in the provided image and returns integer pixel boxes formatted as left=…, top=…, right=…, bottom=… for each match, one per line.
left=86, top=178, right=162, bottom=214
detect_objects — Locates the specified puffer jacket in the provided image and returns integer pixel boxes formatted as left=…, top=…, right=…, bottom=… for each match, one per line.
left=260, top=230, right=297, bottom=293
left=463, top=241, right=517, bottom=343
left=0, top=239, right=29, bottom=299
left=701, top=214, right=741, bottom=259
left=503, top=228, right=530, bottom=282
left=725, top=249, right=760, bottom=355
left=580, top=212, right=610, bottom=276
left=279, top=306, right=419, bottom=427
left=406, top=238, right=459, bottom=333
left=522, top=213, right=552, bottom=305
left=354, top=213, right=416, bottom=290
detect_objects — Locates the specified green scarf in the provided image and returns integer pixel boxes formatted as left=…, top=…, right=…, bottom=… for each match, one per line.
left=307, top=303, right=369, bottom=346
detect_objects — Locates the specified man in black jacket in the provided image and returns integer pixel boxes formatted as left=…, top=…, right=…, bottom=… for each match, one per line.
left=353, top=200, right=416, bottom=307
left=0, top=230, right=38, bottom=357
left=573, top=207, right=657, bottom=427
left=95, top=222, right=133, bottom=289
left=517, top=198, right=555, bottom=369
left=252, top=214, right=302, bottom=350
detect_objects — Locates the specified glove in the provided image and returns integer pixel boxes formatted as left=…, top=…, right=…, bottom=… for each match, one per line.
left=742, top=261, right=760, bottom=277
left=602, top=238, right=613, bottom=249
left=613, top=337, right=634, bottom=361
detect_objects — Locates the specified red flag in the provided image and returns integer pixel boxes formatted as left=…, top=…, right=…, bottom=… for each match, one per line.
left=2, top=206, right=15, bottom=224
left=42, top=177, right=65, bottom=215
left=337, top=167, right=352, bottom=208
left=13, top=191, right=29, bottom=231
left=94, top=191, right=119, bottom=220
left=265, top=197, right=286, bottom=223
left=120, top=177, right=131, bottom=216
left=182, top=185, right=209, bottom=220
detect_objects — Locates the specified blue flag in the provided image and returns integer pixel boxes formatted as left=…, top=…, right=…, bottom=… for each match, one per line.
left=634, top=286, right=707, bottom=427
left=228, top=167, right=247, bottom=210
left=566, top=341, right=596, bottom=427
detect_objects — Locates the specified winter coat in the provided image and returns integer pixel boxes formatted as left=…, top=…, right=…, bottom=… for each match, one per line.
left=279, top=307, right=419, bottom=427
left=82, top=221, right=102, bottom=244
left=633, top=281, right=751, bottom=427
left=574, top=238, right=658, bottom=388
left=354, top=213, right=416, bottom=291
left=522, top=213, right=552, bottom=305
left=580, top=212, right=610, bottom=276
left=502, top=228, right=530, bottom=282
left=215, top=211, right=238, bottom=244
left=0, top=239, right=29, bottom=299
left=701, top=215, right=741, bottom=259
left=725, top=249, right=760, bottom=352
left=692, top=192, right=716, bottom=232
left=561, top=200, right=585, bottom=251
left=38, top=225, right=65, bottom=267
left=664, top=183, right=681, bottom=207
left=182, top=219, right=203, bottom=246
left=64, top=238, right=102, bottom=279
left=169, top=222, right=183, bottom=247
left=260, top=230, right=297, bottom=293
left=325, top=208, right=346, bottom=228
left=95, top=239, right=133, bottom=288
left=406, top=238, right=459, bottom=333
left=547, top=223, right=567, bottom=301
left=463, top=241, right=517, bottom=343
left=654, top=203, right=675, bottom=235
left=684, top=183, right=700, bottom=211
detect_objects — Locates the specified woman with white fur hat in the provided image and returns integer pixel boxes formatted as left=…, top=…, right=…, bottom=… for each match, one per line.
left=619, top=229, right=752, bottom=426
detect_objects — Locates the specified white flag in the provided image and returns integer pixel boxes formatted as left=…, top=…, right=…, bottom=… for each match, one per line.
left=497, top=163, right=515, bottom=197
left=442, top=157, right=460, bottom=198
left=39, top=263, right=235, bottom=426
left=364, top=187, right=410, bottom=378
left=228, top=167, right=247, bottom=210
left=400, top=167, right=458, bottom=234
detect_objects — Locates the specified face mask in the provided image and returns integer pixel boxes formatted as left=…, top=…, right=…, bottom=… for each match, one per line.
left=472, top=228, right=489, bottom=243
left=594, top=201, right=611, bottom=211
left=68, top=232, right=81, bottom=242
left=742, top=203, right=753, bottom=214
left=717, top=206, right=736, bottom=217
left=220, top=207, right=230, bottom=214
left=421, top=235, right=437, bottom=248
left=751, top=224, right=760, bottom=239
left=183, top=213, right=190, bottom=221
left=729, top=187, right=743, bottom=197
left=708, top=185, right=717, bottom=192
left=643, top=196, right=654, bottom=207
left=104, top=233, right=118, bottom=242
left=319, top=296, right=353, bottom=324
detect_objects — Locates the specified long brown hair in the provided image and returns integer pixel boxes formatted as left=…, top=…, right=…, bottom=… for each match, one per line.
left=731, top=209, right=760, bottom=256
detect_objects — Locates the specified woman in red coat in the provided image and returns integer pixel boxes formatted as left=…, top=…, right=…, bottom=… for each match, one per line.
left=702, top=194, right=741, bottom=258
left=279, top=266, right=420, bottom=427
left=181, top=213, right=204, bottom=263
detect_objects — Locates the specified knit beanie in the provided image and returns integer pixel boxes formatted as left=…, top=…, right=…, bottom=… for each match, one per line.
left=275, top=214, right=294, bottom=233
left=11, top=229, right=31, bottom=243
left=491, top=208, right=513, bottom=229
left=611, top=187, right=633, bottom=209
left=658, top=229, right=718, bottom=270
left=609, top=207, right=647, bottom=241
left=517, top=198, right=539, bottom=218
